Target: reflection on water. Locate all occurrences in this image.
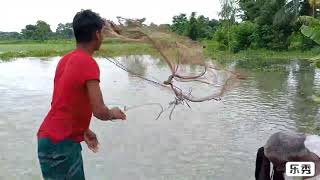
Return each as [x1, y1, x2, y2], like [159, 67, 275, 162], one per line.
[121, 55, 147, 77]
[0, 56, 319, 180]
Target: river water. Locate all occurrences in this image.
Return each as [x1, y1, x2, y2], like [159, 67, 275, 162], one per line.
[0, 56, 319, 180]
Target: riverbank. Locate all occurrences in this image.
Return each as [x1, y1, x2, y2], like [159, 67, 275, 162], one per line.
[203, 40, 320, 70]
[204, 40, 320, 61]
[1, 39, 320, 67]
[0, 39, 156, 60]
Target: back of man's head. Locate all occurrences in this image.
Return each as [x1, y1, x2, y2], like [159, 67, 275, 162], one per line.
[72, 9, 105, 43]
[264, 132, 309, 163]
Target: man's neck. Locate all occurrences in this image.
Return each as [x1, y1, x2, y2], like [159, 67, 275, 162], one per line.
[76, 43, 95, 56]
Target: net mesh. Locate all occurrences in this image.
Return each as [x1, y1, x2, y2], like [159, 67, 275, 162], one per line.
[102, 17, 243, 119]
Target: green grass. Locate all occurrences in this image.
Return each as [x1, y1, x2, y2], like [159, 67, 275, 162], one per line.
[203, 40, 320, 61]
[202, 40, 320, 70]
[0, 39, 156, 61]
[1, 39, 320, 70]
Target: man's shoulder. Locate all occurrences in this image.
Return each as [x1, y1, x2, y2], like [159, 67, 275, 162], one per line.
[70, 50, 95, 63]
[58, 50, 98, 72]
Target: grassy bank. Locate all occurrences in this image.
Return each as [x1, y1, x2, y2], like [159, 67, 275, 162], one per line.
[207, 49, 320, 61]
[204, 40, 320, 61]
[0, 39, 156, 61]
[202, 40, 320, 70]
[1, 39, 320, 67]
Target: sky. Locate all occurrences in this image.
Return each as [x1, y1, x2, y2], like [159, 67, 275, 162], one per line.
[0, 0, 221, 32]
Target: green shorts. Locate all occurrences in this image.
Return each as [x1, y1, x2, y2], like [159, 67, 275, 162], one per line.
[37, 138, 85, 180]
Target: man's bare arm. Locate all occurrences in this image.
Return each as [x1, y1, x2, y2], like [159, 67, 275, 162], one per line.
[86, 80, 126, 121]
[86, 80, 112, 121]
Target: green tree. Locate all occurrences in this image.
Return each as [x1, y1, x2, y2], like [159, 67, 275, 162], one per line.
[171, 13, 189, 35]
[208, 19, 220, 31]
[238, 0, 295, 50]
[35, 20, 52, 41]
[21, 20, 52, 40]
[56, 23, 73, 39]
[21, 24, 37, 39]
[256, 0, 286, 25]
[230, 21, 257, 52]
[0, 31, 22, 40]
[187, 12, 198, 40]
[219, 0, 238, 51]
[273, 0, 300, 27]
[171, 13, 217, 40]
[219, 0, 238, 22]
[214, 25, 229, 50]
[196, 15, 213, 39]
[239, 0, 262, 21]
[272, 0, 317, 50]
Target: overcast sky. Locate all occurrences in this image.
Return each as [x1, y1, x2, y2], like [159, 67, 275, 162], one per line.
[0, 0, 221, 32]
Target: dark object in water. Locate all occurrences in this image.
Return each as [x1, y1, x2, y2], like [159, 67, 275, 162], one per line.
[255, 147, 271, 180]
[254, 132, 320, 180]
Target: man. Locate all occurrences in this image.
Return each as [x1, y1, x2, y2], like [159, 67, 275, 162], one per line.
[255, 132, 320, 180]
[37, 9, 126, 180]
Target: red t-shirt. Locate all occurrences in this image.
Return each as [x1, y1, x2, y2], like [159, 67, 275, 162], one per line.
[37, 49, 100, 143]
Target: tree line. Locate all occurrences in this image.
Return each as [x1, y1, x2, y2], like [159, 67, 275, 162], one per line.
[0, 15, 219, 42]
[170, 0, 320, 52]
[0, 21, 73, 41]
[2, 0, 320, 53]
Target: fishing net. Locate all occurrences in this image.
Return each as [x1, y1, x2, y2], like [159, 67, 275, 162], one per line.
[102, 17, 242, 119]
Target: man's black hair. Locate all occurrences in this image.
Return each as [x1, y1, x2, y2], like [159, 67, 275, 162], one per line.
[72, 9, 105, 43]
